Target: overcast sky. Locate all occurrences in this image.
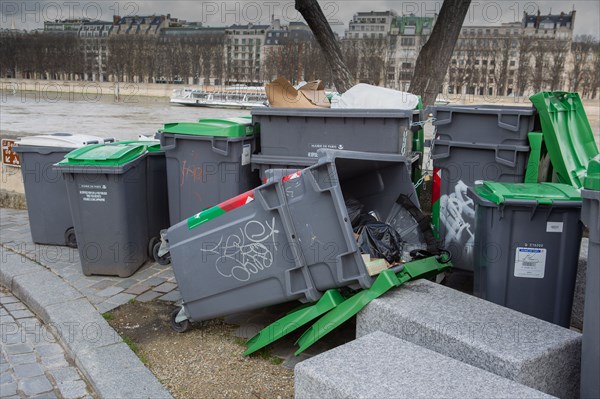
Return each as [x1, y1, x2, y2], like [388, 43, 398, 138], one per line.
[1, 1, 598, 37]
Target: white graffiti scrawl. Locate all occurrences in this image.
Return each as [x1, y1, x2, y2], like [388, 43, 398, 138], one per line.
[201, 218, 280, 282]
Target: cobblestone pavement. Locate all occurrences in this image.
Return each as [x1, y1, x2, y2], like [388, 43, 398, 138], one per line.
[1, 208, 181, 314]
[0, 287, 94, 399]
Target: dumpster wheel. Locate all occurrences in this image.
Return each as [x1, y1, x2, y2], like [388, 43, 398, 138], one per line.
[170, 308, 190, 333]
[65, 228, 77, 248]
[148, 236, 160, 258]
[152, 241, 171, 265]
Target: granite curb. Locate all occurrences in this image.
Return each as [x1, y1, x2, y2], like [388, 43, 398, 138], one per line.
[0, 245, 173, 399]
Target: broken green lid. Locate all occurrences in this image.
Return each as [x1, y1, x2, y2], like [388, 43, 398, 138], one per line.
[473, 182, 581, 205]
[59, 142, 148, 167]
[584, 156, 600, 191]
[160, 119, 253, 137]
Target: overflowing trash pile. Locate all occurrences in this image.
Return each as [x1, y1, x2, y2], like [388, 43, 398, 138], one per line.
[11, 81, 599, 395]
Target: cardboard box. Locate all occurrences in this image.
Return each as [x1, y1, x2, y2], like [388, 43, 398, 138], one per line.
[265, 77, 330, 108]
[362, 254, 391, 276]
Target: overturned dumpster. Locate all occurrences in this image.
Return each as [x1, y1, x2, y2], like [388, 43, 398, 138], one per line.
[167, 149, 420, 329]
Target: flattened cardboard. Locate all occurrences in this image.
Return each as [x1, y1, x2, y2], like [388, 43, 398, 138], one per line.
[265, 77, 330, 108]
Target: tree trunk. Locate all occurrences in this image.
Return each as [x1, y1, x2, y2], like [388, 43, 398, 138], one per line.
[409, 0, 471, 106]
[295, 0, 354, 92]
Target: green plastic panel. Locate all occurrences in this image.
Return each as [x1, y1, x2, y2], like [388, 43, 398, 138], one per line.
[530, 91, 599, 188]
[243, 290, 345, 356]
[585, 155, 600, 191]
[524, 132, 543, 184]
[473, 182, 581, 205]
[161, 120, 253, 138]
[294, 257, 452, 355]
[59, 142, 147, 166]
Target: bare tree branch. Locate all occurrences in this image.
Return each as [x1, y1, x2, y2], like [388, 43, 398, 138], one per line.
[295, 0, 354, 92]
[409, 0, 471, 106]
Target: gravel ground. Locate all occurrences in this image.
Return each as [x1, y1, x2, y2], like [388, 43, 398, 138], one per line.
[107, 301, 294, 399]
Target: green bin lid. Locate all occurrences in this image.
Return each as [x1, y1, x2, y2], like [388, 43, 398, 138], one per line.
[116, 139, 161, 152]
[584, 156, 600, 190]
[473, 182, 581, 205]
[59, 142, 148, 166]
[160, 120, 253, 137]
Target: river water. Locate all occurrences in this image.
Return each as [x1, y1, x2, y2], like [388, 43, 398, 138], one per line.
[0, 91, 250, 140]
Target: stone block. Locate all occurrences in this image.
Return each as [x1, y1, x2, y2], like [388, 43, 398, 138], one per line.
[357, 279, 581, 399]
[295, 332, 552, 399]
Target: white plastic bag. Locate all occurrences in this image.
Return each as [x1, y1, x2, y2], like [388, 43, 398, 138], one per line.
[332, 83, 419, 110]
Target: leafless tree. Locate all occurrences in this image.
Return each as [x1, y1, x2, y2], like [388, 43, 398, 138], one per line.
[590, 42, 600, 98]
[516, 35, 534, 96]
[492, 35, 512, 96]
[357, 37, 387, 86]
[548, 40, 569, 91]
[531, 38, 552, 92]
[570, 35, 596, 93]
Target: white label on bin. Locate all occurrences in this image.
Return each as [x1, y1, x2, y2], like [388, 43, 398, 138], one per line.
[79, 184, 108, 202]
[308, 143, 344, 158]
[546, 222, 563, 233]
[514, 247, 546, 279]
[241, 144, 251, 166]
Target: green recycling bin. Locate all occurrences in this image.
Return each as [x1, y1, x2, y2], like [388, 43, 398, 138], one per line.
[468, 182, 582, 327]
[581, 156, 600, 399]
[56, 141, 165, 277]
[158, 119, 258, 224]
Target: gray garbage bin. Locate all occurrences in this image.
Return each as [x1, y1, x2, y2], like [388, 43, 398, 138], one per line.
[158, 119, 258, 224]
[114, 140, 171, 263]
[251, 108, 418, 181]
[167, 149, 418, 324]
[432, 140, 531, 270]
[252, 108, 417, 158]
[581, 156, 600, 399]
[13, 133, 111, 247]
[430, 105, 537, 146]
[56, 141, 164, 277]
[468, 181, 582, 327]
[429, 105, 538, 271]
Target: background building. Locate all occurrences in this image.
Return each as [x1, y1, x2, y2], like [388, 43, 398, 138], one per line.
[3, 8, 599, 98]
[224, 23, 269, 85]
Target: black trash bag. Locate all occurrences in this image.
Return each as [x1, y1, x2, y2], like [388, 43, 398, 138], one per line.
[345, 198, 364, 227]
[353, 213, 378, 233]
[358, 222, 404, 264]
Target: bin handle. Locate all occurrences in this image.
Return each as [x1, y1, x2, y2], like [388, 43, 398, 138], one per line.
[494, 146, 519, 167]
[430, 141, 451, 160]
[34, 148, 60, 155]
[497, 113, 520, 132]
[210, 137, 230, 156]
[431, 109, 452, 126]
[159, 134, 177, 151]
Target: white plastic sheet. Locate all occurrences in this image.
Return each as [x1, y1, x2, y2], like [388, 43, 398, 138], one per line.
[331, 83, 419, 110]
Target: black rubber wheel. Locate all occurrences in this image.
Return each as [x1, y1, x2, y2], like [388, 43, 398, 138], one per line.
[170, 308, 190, 333]
[65, 228, 77, 248]
[148, 236, 160, 258]
[153, 241, 171, 265]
